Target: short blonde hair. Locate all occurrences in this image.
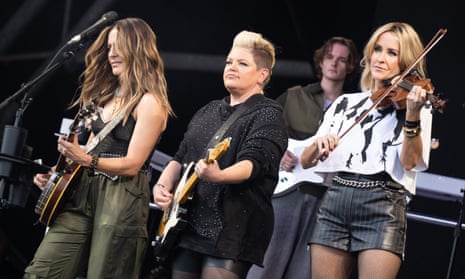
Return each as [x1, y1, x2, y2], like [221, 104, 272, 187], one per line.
[232, 30, 276, 85]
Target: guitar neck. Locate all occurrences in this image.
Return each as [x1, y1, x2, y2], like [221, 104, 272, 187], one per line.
[176, 137, 231, 204]
[177, 172, 199, 204]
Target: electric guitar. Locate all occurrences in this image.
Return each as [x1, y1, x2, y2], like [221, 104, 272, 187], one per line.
[34, 104, 96, 226]
[152, 137, 231, 262]
[274, 137, 324, 195]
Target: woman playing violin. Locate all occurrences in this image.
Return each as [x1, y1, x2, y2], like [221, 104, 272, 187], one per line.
[300, 22, 434, 279]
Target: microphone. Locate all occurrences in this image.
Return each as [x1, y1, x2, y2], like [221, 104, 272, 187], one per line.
[67, 11, 118, 45]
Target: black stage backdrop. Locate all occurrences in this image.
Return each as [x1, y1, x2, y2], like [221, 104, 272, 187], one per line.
[1, 1, 464, 278]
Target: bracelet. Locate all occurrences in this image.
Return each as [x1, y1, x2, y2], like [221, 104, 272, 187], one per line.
[403, 126, 422, 138]
[155, 183, 165, 189]
[89, 153, 99, 171]
[404, 120, 421, 128]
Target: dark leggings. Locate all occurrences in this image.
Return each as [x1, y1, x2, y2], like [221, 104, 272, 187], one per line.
[172, 248, 252, 279]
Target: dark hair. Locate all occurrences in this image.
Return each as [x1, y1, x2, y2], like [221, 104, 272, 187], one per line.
[313, 36, 360, 85]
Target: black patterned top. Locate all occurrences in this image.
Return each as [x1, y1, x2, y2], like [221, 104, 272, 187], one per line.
[173, 93, 288, 265]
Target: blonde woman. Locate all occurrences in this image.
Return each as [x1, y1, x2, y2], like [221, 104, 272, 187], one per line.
[153, 30, 288, 279]
[301, 22, 434, 279]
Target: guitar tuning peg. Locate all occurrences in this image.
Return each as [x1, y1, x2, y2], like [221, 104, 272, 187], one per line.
[84, 118, 93, 130]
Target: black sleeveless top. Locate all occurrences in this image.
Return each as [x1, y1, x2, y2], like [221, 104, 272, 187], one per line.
[91, 113, 151, 171]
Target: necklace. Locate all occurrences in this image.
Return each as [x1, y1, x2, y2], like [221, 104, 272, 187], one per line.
[112, 89, 122, 115]
[114, 88, 123, 97]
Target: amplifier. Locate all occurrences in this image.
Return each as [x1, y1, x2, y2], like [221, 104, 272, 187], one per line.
[416, 171, 465, 202]
[409, 172, 465, 229]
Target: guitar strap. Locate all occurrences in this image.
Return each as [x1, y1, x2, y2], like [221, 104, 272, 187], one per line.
[84, 104, 129, 154]
[204, 95, 261, 155]
[151, 97, 260, 261]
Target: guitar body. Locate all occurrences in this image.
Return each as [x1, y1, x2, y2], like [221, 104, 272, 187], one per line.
[152, 137, 231, 262]
[35, 164, 81, 225]
[274, 137, 324, 195]
[153, 162, 194, 261]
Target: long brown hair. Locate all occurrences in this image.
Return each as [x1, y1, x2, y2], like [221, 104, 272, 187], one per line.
[74, 17, 173, 124]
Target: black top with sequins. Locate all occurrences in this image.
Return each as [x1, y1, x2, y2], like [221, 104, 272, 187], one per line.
[173, 94, 288, 265]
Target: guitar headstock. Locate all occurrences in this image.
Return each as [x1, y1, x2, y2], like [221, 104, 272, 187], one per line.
[69, 102, 97, 135]
[206, 137, 231, 163]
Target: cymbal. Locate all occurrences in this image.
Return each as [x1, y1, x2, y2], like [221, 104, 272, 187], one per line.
[0, 153, 50, 173]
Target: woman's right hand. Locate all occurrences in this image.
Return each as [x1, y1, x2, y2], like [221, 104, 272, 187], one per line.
[315, 133, 340, 158]
[33, 166, 56, 191]
[33, 173, 51, 191]
[280, 150, 298, 172]
[301, 133, 339, 169]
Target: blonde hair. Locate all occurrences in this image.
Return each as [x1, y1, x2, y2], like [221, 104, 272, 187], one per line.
[360, 22, 426, 92]
[232, 30, 276, 86]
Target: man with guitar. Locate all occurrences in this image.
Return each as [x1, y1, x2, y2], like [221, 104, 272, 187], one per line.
[247, 36, 360, 279]
[152, 30, 288, 279]
[24, 17, 174, 279]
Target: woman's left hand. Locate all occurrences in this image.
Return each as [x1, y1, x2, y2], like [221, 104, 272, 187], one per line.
[406, 85, 427, 112]
[195, 159, 221, 182]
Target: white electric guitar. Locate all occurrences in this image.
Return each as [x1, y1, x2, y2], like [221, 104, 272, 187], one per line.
[274, 137, 324, 195]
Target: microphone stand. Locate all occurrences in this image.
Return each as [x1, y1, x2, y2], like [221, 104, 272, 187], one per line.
[445, 187, 465, 279]
[0, 41, 88, 208]
[0, 40, 88, 112]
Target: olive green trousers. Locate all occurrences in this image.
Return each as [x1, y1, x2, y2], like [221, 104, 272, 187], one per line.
[24, 168, 150, 279]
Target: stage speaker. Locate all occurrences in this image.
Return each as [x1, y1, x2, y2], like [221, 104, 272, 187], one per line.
[399, 195, 465, 279]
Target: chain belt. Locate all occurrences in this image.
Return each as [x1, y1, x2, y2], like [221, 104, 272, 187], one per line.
[332, 175, 385, 188]
[332, 174, 404, 190]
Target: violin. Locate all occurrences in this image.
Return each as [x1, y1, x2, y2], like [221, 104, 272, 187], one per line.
[371, 70, 447, 113]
